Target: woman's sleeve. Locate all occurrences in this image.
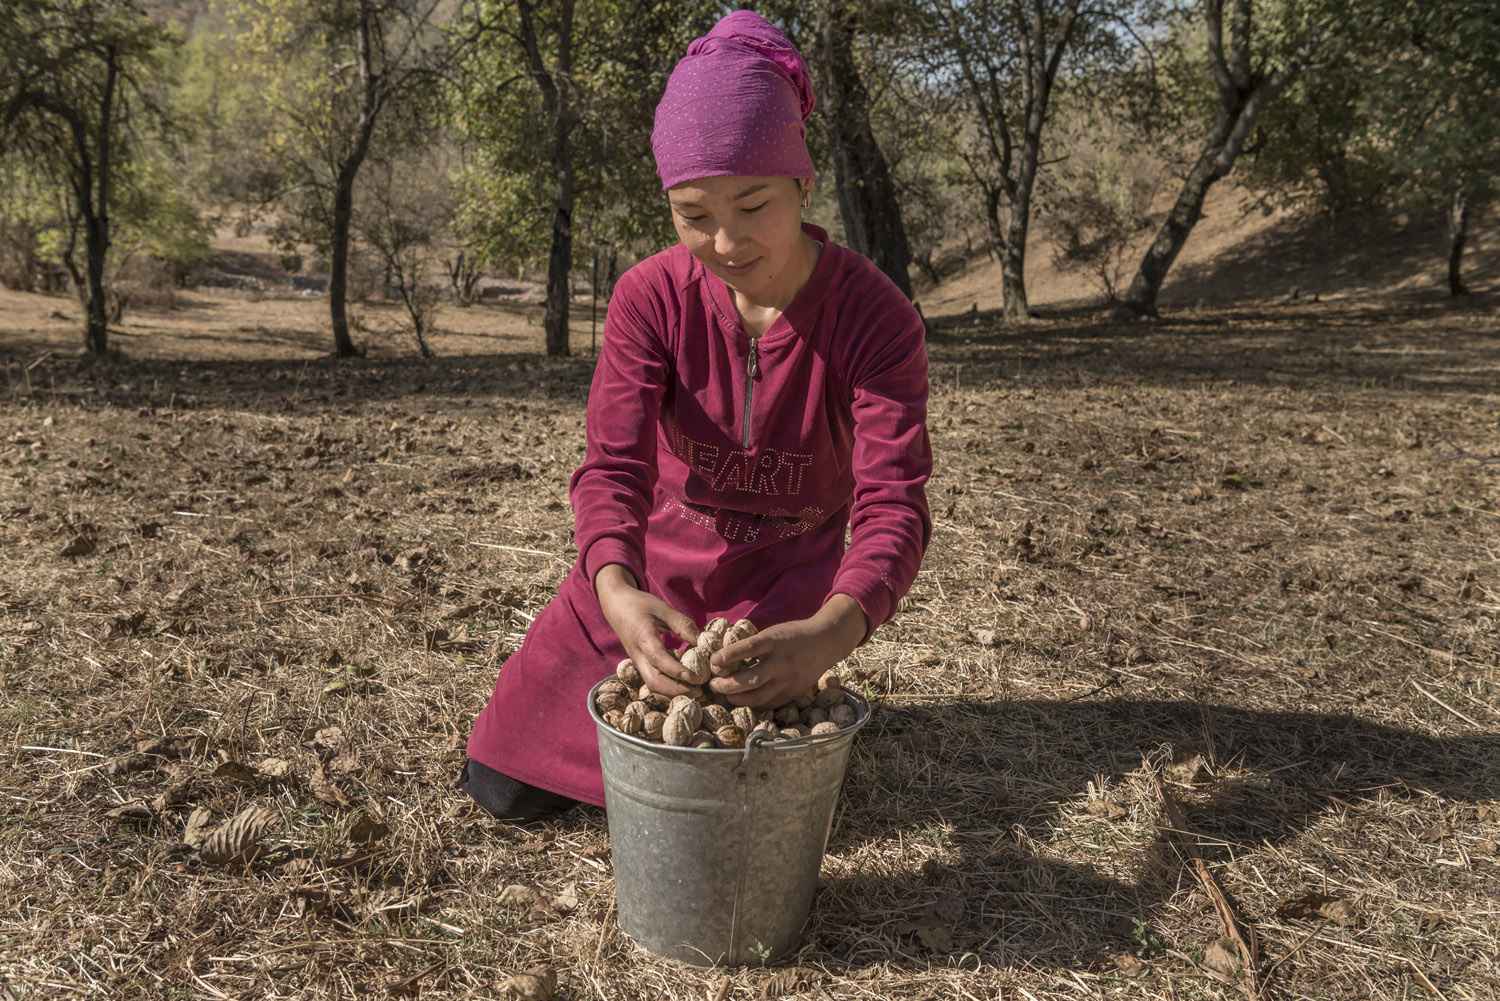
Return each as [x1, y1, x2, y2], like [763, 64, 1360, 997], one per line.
[568, 267, 672, 589]
[827, 284, 933, 642]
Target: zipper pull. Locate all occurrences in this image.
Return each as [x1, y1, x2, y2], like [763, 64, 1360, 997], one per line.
[747, 338, 759, 379]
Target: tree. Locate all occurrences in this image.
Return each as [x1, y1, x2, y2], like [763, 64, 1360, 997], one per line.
[1114, 0, 1344, 320]
[454, 0, 715, 356]
[0, 0, 178, 354]
[811, 0, 915, 299]
[229, 0, 450, 357]
[1356, 1, 1499, 295]
[927, 0, 1087, 321]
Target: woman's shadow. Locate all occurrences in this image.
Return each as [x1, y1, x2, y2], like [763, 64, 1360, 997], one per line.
[811, 697, 1499, 972]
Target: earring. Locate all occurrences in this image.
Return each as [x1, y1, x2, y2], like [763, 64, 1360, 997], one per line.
[800, 190, 812, 210]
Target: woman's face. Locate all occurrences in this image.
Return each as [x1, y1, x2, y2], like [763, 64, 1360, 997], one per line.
[668, 175, 811, 309]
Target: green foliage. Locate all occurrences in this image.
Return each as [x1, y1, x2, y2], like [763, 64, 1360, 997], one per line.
[0, 0, 202, 338]
[450, 0, 719, 276]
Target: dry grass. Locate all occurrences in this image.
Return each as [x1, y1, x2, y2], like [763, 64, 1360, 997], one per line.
[1, 282, 1498, 1001]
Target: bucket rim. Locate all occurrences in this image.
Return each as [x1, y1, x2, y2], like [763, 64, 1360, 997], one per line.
[587, 677, 871, 753]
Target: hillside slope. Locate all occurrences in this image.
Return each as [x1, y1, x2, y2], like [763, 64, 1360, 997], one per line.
[920, 183, 1499, 318]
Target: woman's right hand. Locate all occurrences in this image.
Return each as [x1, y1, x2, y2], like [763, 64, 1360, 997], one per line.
[594, 564, 701, 697]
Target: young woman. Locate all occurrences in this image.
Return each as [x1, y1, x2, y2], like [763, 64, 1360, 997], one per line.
[461, 10, 931, 820]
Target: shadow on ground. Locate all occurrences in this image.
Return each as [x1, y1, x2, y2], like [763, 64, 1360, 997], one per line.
[806, 697, 1500, 973]
[5, 293, 1500, 413]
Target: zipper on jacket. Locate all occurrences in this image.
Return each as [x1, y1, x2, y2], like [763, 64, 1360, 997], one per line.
[742, 337, 759, 450]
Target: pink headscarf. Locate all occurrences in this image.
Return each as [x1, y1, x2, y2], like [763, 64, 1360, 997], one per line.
[651, 10, 815, 190]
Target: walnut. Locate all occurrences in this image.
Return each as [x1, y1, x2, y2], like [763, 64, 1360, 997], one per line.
[773, 704, 801, 728]
[678, 647, 710, 686]
[596, 690, 631, 715]
[779, 726, 807, 740]
[714, 725, 745, 749]
[623, 700, 649, 724]
[813, 686, 845, 711]
[792, 687, 817, 711]
[731, 706, 757, 732]
[643, 711, 666, 741]
[701, 704, 732, 730]
[619, 712, 645, 737]
[696, 616, 730, 656]
[809, 722, 841, 736]
[637, 685, 670, 711]
[667, 696, 703, 732]
[710, 655, 755, 679]
[816, 669, 842, 692]
[616, 658, 643, 688]
[801, 707, 829, 728]
[598, 677, 631, 700]
[603, 709, 624, 729]
[828, 704, 856, 727]
[662, 713, 694, 747]
[689, 731, 718, 749]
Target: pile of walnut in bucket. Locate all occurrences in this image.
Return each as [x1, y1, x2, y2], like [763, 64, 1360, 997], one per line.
[596, 617, 858, 748]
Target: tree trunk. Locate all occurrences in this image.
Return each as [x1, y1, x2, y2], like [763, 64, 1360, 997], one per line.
[1447, 186, 1468, 296]
[1115, 113, 1235, 320]
[816, 2, 913, 299]
[544, 155, 573, 357]
[1116, 0, 1317, 321]
[83, 211, 109, 355]
[329, 167, 360, 357]
[81, 44, 119, 356]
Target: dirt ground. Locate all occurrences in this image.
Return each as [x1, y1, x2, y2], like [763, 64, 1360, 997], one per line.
[1, 253, 1499, 1001]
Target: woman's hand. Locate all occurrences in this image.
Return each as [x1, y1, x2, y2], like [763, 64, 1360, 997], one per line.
[707, 595, 867, 709]
[594, 564, 701, 697]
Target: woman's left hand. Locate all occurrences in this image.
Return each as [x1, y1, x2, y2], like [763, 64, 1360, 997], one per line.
[706, 595, 867, 709]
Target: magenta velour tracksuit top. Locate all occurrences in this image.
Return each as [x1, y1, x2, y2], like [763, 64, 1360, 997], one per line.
[466, 224, 932, 805]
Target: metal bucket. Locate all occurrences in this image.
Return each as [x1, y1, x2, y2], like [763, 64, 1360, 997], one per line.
[588, 679, 870, 967]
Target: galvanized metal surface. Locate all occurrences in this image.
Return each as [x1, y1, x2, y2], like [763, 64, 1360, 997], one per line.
[589, 680, 871, 967]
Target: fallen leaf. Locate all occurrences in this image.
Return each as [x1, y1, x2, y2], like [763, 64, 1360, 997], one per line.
[328, 744, 361, 777]
[1085, 799, 1128, 820]
[1169, 754, 1211, 784]
[58, 535, 96, 557]
[898, 732, 940, 751]
[513, 832, 556, 854]
[151, 780, 193, 811]
[967, 624, 1000, 647]
[104, 800, 155, 822]
[444, 603, 481, 620]
[1202, 937, 1241, 978]
[309, 763, 353, 808]
[924, 891, 965, 925]
[212, 760, 259, 785]
[137, 735, 206, 759]
[551, 882, 579, 914]
[307, 726, 345, 752]
[758, 966, 823, 998]
[913, 921, 953, 951]
[183, 806, 213, 848]
[1275, 892, 1359, 927]
[1419, 823, 1452, 842]
[349, 813, 390, 844]
[1108, 951, 1146, 975]
[104, 753, 153, 776]
[497, 884, 538, 909]
[499, 966, 555, 1000]
[255, 757, 294, 780]
[109, 610, 152, 637]
[163, 581, 200, 606]
[200, 804, 278, 865]
[366, 888, 431, 920]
